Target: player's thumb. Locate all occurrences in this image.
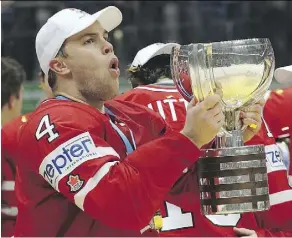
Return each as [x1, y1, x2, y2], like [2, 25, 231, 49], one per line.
[233, 227, 254, 236]
[202, 94, 221, 110]
[187, 96, 198, 109]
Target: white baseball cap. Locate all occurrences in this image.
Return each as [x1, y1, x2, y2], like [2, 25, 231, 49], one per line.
[129, 43, 179, 71]
[274, 65, 292, 84]
[36, 6, 122, 75]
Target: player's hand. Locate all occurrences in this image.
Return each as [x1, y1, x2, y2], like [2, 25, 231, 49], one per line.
[233, 227, 258, 237]
[181, 94, 224, 148]
[241, 99, 264, 143]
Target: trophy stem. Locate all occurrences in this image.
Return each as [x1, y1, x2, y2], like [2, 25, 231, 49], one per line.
[215, 130, 244, 148]
[215, 110, 244, 148]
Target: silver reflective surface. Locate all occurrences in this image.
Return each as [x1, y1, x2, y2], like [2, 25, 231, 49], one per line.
[171, 38, 275, 134]
[188, 38, 275, 109]
[171, 39, 273, 215]
[198, 145, 269, 215]
[202, 201, 270, 215]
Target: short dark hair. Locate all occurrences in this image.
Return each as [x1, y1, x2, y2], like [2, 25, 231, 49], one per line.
[127, 54, 172, 88]
[40, 69, 45, 83]
[1, 57, 26, 108]
[40, 69, 45, 79]
[47, 42, 67, 90]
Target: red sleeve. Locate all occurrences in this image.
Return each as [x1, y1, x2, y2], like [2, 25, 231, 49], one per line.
[264, 88, 292, 137]
[19, 104, 201, 230]
[1, 150, 17, 237]
[246, 126, 292, 233]
[1, 114, 31, 237]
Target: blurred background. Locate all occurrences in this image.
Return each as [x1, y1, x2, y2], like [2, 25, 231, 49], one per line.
[2, 0, 292, 114]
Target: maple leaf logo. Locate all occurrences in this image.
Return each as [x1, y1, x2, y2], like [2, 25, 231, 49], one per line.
[67, 175, 84, 192]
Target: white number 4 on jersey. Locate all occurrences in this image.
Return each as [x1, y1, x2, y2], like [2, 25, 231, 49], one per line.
[35, 115, 59, 143]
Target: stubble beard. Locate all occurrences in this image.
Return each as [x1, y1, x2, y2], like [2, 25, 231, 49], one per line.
[78, 72, 118, 102]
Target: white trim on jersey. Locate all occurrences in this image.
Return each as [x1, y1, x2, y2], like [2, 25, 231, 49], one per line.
[156, 101, 166, 119]
[135, 86, 178, 93]
[262, 117, 273, 138]
[1, 181, 15, 191]
[1, 206, 18, 216]
[270, 189, 292, 206]
[278, 133, 291, 139]
[74, 161, 119, 210]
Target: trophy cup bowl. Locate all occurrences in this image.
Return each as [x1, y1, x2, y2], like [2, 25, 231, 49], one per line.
[171, 38, 275, 215]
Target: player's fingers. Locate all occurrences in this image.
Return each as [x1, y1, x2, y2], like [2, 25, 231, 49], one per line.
[241, 111, 261, 124]
[208, 102, 222, 117]
[242, 104, 262, 113]
[202, 94, 221, 110]
[243, 119, 261, 134]
[214, 111, 225, 123]
[233, 227, 255, 236]
[242, 118, 261, 129]
[257, 98, 265, 107]
[187, 96, 198, 109]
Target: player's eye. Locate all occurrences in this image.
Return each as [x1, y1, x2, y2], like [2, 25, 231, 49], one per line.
[84, 38, 95, 45]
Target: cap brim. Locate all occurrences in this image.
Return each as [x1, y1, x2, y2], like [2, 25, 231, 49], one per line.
[153, 43, 180, 58]
[69, 6, 122, 38]
[93, 6, 122, 32]
[274, 65, 292, 84]
[131, 43, 179, 67]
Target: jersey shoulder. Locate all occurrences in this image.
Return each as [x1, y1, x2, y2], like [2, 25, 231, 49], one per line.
[17, 100, 106, 171]
[105, 99, 167, 136]
[2, 112, 33, 159]
[265, 87, 292, 108]
[116, 85, 181, 106]
[23, 99, 103, 132]
[264, 87, 292, 137]
[2, 112, 32, 137]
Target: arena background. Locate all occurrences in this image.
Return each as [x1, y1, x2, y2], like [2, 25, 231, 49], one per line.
[2, 1, 292, 114]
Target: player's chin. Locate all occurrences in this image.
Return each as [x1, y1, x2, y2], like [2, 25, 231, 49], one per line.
[105, 86, 119, 100]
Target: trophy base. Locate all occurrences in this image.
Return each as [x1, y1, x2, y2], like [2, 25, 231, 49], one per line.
[197, 144, 270, 215]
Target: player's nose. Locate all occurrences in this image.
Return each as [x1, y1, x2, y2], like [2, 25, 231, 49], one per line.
[102, 41, 113, 55]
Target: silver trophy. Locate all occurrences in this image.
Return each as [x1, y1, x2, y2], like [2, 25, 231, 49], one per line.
[171, 38, 275, 215]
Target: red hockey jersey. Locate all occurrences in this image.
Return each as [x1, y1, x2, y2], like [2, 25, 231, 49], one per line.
[13, 98, 201, 237]
[1, 113, 31, 237]
[264, 87, 292, 185]
[116, 84, 292, 237]
[156, 122, 292, 237]
[117, 82, 187, 132]
[263, 87, 292, 138]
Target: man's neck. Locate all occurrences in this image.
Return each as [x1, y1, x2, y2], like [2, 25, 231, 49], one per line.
[154, 77, 174, 86]
[54, 91, 105, 114]
[1, 110, 13, 127]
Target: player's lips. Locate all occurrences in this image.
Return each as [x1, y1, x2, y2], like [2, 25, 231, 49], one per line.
[109, 57, 120, 78]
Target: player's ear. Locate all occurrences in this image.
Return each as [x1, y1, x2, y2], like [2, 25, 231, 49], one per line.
[8, 94, 16, 110]
[49, 58, 70, 76]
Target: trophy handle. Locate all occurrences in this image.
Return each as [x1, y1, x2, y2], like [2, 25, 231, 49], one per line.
[171, 44, 196, 102]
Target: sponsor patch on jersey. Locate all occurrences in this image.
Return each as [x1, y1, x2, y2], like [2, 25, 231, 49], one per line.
[265, 144, 287, 172]
[67, 174, 84, 192]
[39, 132, 98, 191]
